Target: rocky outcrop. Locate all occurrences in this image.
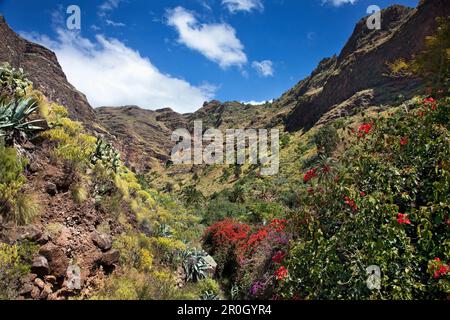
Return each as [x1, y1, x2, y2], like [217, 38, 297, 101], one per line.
[285, 0, 450, 131]
[0, 15, 96, 124]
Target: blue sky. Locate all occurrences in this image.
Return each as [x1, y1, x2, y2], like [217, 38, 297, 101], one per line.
[0, 0, 418, 112]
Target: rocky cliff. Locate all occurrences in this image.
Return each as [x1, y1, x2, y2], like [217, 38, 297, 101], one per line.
[285, 0, 450, 131]
[0, 15, 96, 124]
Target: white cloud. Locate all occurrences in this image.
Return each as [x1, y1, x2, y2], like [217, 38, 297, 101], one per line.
[99, 0, 124, 16]
[166, 6, 247, 69]
[243, 99, 273, 105]
[22, 30, 215, 113]
[252, 60, 274, 77]
[105, 19, 126, 27]
[321, 0, 357, 7]
[222, 0, 264, 13]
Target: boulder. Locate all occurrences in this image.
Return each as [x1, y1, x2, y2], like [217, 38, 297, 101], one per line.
[20, 225, 42, 242]
[101, 249, 120, 266]
[30, 286, 40, 300]
[31, 256, 49, 276]
[19, 283, 33, 295]
[45, 182, 57, 196]
[34, 278, 45, 290]
[40, 284, 53, 300]
[66, 265, 82, 290]
[204, 255, 217, 278]
[39, 243, 69, 278]
[91, 232, 112, 251]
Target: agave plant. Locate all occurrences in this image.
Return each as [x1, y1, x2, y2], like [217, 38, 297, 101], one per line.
[181, 248, 209, 283]
[200, 291, 220, 301]
[156, 223, 173, 238]
[0, 97, 44, 146]
[90, 138, 121, 173]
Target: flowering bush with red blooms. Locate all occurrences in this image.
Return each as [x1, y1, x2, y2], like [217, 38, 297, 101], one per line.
[272, 251, 285, 264]
[397, 213, 411, 225]
[203, 219, 251, 276]
[274, 266, 288, 281]
[429, 258, 450, 279]
[344, 196, 358, 212]
[204, 218, 290, 299]
[357, 123, 373, 138]
[400, 137, 409, 146]
[279, 97, 450, 300]
[303, 168, 318, 183]
[204, 219, 250, 248]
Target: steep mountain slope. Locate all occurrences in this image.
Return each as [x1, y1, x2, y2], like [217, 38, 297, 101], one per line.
[285, 0, 450, 130]
[95, 106, 184, 171]
[0, 15, 96, 124]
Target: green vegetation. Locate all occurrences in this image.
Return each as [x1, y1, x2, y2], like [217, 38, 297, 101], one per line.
[0, 242, 37, 299]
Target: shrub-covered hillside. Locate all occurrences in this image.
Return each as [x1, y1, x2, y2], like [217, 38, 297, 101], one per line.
[0, 64, 223, 300]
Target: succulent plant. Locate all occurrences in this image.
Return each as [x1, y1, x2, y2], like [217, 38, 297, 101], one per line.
[0, 97, 44, 146]
[181, 248, 209, 283]
[0, 63, 32, 99]
[156, 223, 173, 238]
[200, 290, 220, 300]
[90, 138, 121, 173]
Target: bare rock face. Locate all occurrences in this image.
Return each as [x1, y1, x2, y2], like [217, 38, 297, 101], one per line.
[285, 0, 450, 131]
[0, 15, 96, 124]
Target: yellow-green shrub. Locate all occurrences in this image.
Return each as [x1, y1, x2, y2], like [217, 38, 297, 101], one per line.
[0, 242, 37, 299]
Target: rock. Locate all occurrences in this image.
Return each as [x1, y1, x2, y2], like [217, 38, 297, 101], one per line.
[39, 243, 69, 278]
[44, 275, 57, 284]
[31, 256, 50, 276]
[101, 249, 120, 266]
[20, 225, 42, 242]
[20, 273, 37, 285]
[45, 182, 57, 196]
[204, 255, 217, 278]
[91, 232, 112, 251]
[66, 265, 82, 291]
[29, 162, 41, 173]
[30, 286, 40, 300]
[19, 283, 33, 295]
[34, 278, 45, 290]
[40, 284, 53, 300]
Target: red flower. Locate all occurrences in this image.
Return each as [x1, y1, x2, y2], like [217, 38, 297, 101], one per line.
[322, 165, 331, 174]
[344, 196, 358, 211]
[400, 137, 409, 146]
[424, 97, 435, 104]
[272, 251, 286, 264]
[360, 191, 366, 197]
[269, 219, 287, 232]
[303, 168, 318, 183]
[358, 123, 373, 135]
[397, 213, 411, 225]
[275, 266, 288, 281]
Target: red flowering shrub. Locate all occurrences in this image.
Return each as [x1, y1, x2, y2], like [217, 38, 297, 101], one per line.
[203, 219, 251, 276]
[303, 168, 318, 183]
[274, 266, 289, 281]
[278, 97, 449, 300]
[397, 213, 411, 225]
[204, 218, 290, 299]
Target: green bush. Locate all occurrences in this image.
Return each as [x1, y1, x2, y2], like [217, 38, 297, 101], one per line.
[278, 97, 449, 300]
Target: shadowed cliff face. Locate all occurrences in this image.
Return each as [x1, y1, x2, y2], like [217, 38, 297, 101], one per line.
[284, 0, 450, 131]
[0, 16, 96, 124]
